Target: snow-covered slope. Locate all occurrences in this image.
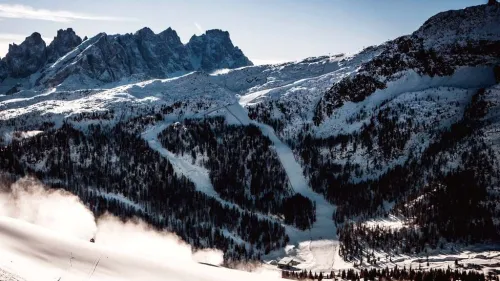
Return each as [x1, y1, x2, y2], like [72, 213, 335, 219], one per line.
[1, 2, 500, 275]
[0, 216, 283, 281]
[414, 3, 500, 49]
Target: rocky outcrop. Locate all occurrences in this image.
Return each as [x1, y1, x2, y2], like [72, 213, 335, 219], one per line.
[313, 4, 500, 124]
[37, 28, 253, 88]
[115, 27, 193, 77]
[4, 32, 47, 78]
[46, 28, 82, 63]
[0, 60, 7, 82]
[414, 3, 500, 49]
[187, 29, 253, 71]
[0, 27, 252, 90]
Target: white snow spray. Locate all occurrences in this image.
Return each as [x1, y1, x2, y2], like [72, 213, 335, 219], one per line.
[0, 175, 224, 265]
[0, 176, 96, 240]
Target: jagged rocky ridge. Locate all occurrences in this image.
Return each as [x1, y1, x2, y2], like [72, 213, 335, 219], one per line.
[0, 28, 83, 88]
[0, 3, 500, 264]
[0, 27, 252, 94]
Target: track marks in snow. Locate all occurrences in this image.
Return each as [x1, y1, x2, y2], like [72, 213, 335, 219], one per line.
[142, 103, 337, 253]
[256, 120, 337, 241]
[227, 103, 337, 242]
[0, 217, 284, 281]
[0, 268, 25, 281]
[142, 123, 222, 201]
[141, 119, 283, 225]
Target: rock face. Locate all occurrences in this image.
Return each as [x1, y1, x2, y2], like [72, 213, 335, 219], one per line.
[0, 27, 252, 90]
[414, 3, 500, 49]
[314, 4, 500, 124]
[0, 60, 7, 82]
[187, 29, 253, 71]
[4, 32, 47, 78]
[46, 28, 83, 63]
[0, 29, 82, 82]
[38, 28, 253, 87]
[114, 27, 193, 77]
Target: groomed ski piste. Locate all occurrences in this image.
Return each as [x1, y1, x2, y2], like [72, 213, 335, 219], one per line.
[139, 98, 344, 271]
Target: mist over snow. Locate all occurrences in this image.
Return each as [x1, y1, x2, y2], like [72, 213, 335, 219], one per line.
[0, 175, 225, 266]
[95, 215, 224, 265]
[0, 176, 96, 240]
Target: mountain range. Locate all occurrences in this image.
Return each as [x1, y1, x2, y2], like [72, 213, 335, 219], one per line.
[0, 27, 252, 94]
[1, 2, 500, 272]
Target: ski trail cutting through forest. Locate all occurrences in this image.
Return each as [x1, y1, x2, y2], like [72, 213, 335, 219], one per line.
[142, 103, 337, 247]
[142, 123, 225, 202]
[141, 119, 286, 227]
[228, 103, 337, 242]
[142, 122, 255, 246]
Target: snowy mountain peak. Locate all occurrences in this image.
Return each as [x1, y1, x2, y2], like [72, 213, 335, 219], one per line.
[187, 29, 253, 71]
[134, 26, 156, 37]
[4, 32, 47, 78]
[414, 3, 500, 48]
[46, 28, 83, 63]
[0, 27, 252, 93]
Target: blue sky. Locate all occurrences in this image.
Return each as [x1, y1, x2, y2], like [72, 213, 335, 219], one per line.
[0, 0, 485, 64]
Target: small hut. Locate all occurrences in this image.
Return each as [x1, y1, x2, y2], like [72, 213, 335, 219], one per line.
[277, 257, 300, 270]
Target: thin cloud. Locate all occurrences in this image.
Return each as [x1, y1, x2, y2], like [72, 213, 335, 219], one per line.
[0, 4, 137, 22]
[194, 22, 204, 34]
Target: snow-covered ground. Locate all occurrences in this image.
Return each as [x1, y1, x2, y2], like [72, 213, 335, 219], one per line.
[0, 216, 285, 281]
[315, 66, 496, 139]
[225, 104, 337, 240]
[1, 11, 499, 275]
[362, 215, 405, 230]
[142, 122, 222, 200]
[353, 243, 500, 276]
[279, 240, 352, 273]
[138, 95, 500, 275]
[214, 103, 344, 270]
[2, 64, 498, 278]
[0, 179, 283, 281]
[137, 101, 341, 272]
